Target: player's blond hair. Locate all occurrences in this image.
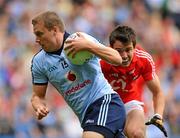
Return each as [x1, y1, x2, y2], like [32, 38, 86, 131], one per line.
[32, 11, 65, 32]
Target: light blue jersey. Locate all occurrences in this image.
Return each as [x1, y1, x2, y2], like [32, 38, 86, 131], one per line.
[31, 32, 116, 123]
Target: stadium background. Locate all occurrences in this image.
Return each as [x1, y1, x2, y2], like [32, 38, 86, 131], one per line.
[0, 0, 179, 138]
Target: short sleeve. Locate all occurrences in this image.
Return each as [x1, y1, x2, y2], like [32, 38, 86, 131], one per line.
[31, 57, 48, 84]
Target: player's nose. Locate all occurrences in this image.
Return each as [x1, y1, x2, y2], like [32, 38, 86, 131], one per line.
[120, 51, 128, 58]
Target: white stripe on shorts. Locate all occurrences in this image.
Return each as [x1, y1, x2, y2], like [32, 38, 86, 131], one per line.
[97, 94, 111, 126]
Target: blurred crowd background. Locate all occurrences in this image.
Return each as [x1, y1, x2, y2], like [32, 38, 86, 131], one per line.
[0, 0, 180, 138]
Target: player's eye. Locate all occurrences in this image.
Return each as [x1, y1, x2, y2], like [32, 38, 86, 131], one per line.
[115, 48, 123, 53]
[116, 47, 133, 53]
[35, 32, 43, 37]
[125, 48, 133, 52]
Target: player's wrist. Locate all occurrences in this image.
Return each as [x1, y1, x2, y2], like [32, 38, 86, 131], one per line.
[153, 113, 162, 120]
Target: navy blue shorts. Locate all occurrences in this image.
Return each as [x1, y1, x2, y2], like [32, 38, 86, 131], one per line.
[82, 94, 126, 138]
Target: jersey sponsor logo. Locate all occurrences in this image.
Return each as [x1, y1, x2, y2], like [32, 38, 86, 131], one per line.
[110, 79, 128, 92]
[67, 71, 76, 81]
[109, 67, 141, 92]
[64, 79, 91, 96]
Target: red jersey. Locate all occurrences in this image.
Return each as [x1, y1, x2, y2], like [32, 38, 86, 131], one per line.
[100, 46, 156, 103]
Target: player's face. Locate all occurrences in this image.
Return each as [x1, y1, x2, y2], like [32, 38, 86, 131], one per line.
[112, 40, 134, 67]
[33, 21, 60, 52]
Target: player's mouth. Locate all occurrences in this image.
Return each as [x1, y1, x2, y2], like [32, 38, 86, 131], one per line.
[122, 58, 130, 65]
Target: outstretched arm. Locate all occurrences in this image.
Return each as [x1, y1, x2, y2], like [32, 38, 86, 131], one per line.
[145, 75, 167, 137]
[64, 32, 122, 66]
[31, 84, 49, 120]
[146, 75, 165, 116]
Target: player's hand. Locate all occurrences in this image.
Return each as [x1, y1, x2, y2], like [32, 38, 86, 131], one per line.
[145, 114, 168, 137]
[35, 105, 49, 120]
[64, 32, 87, 57]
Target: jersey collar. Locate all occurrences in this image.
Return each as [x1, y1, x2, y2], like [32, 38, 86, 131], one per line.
[47, 31, 70, 55]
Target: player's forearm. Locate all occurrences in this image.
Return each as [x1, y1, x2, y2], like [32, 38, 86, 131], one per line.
[153, 91, 165, 117]
[89, 44, 122, 65]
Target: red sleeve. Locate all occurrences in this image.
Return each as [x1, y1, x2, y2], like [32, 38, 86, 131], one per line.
[141, 54, 156, 81]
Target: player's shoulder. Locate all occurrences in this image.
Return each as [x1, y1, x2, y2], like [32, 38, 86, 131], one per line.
[135, 45, 153, 60]
[134, 45, 155, 67]
[31, 49, 45, 63]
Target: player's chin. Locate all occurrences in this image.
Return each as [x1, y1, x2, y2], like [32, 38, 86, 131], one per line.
[121, 61, 130, 66]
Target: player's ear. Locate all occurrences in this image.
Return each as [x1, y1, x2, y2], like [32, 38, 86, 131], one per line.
[53, 26, 59, 34]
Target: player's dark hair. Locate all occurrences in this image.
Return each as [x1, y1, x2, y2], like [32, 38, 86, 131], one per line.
[32, 11, 65, 32]
[109, 25, 136, 47]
